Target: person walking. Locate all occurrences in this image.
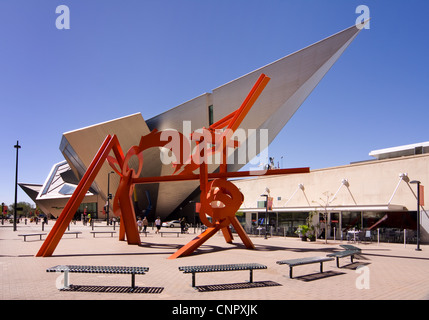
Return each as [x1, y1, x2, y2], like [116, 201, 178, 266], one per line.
[180, 217, 187, 234]
[155, 217, 161, 234]
[142, 217, 148, 233]
[137, 217, 143, 233]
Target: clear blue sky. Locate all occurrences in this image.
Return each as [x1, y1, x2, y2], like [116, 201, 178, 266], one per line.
[1, 0, 428, 206]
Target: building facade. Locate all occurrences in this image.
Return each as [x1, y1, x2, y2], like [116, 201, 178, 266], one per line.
[232, 142, 429, 244]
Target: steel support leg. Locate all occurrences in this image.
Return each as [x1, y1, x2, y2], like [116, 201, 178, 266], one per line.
[131, 272, 136, 289]
[192, 272, 196, 287]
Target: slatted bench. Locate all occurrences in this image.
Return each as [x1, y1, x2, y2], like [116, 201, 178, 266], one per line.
[340, 244, 361, 252]
[327, 250, 358, 268]
[327, 245, 361, 268]
[89, 231, 116, 238]
[46, 265, 149, 291]
[276, 257, 334, 278]
[178, 263, 267, 288]
[18, 233, 47, 241]
[160, 231, 180, 237]
[64, 231, 82, 238]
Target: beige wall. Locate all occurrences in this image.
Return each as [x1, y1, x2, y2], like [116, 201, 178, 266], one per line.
[232, 153, 429, 241]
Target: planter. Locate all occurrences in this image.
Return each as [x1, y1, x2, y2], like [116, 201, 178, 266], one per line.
[301, 236, 307, 242]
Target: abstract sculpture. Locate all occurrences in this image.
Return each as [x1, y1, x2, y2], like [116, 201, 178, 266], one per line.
[36, 74, 309, 258]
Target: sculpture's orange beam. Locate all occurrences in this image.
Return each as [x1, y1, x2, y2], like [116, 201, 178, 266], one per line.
[227, 74, 270, 132]
[205, 74, 269, 132]
[133, 167, 310, 184]
[210, 110, 238, 129]
[177, 74, 271, 176]
[168, 225, 220, 259]
[36, 135, 122, 257]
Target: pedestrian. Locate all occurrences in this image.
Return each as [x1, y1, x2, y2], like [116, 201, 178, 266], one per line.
[319, 219, 325, 239]
[137, 217, 143, 233]
[155, 216, 161, 234]
[180, 217, 186, 234]
[142, 217, 148, 233]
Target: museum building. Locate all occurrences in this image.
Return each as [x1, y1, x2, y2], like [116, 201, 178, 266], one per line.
[232, 142, 429, 244]
[19, 21, 428, 244]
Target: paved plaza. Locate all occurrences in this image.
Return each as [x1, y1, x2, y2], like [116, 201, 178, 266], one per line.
[1, 221, 429, 301]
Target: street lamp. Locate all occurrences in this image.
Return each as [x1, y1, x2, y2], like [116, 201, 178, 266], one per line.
[410, 180, 422, 251]
[260, 194, 269, 239]
[13, 141, 21, 232]
[106, 171, 114, 225]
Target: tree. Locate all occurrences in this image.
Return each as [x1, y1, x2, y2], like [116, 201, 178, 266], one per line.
[312, 191, 335, 244]
[7, 202, 36, 217]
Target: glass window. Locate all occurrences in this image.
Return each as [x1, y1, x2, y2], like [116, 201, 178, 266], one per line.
[278, 212, 308, 237]
[208, 105, 214, 125]
[77, 202, 98, 219]
[341, 211, 362, 230]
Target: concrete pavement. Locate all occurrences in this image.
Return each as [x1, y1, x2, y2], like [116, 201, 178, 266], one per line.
[1, 221, 429, 301]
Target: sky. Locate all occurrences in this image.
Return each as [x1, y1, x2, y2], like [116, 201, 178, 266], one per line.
[0, 0, 428, 206]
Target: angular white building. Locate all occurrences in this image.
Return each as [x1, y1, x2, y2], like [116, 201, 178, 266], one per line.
[21, 23, 366, 222]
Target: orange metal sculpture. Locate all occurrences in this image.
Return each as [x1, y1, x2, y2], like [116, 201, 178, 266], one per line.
[36, 74, 310, 258]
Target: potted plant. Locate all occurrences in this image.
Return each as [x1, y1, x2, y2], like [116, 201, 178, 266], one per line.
[307, 211, 317, 241]
[307, 226, 316, 241]
[296, 224, 310, 241]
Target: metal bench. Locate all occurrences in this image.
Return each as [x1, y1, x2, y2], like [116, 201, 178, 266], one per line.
[18, 233, 47, 241]
[327, 245, 361, 268]
[89, 231, 116, 237]
[178, 263, 267, 287]
[340, 244, 361, 252]
[276, 257, 334, 278]
[46, 265, 149, 291]
[160, 231, 180, 237]
[64, 231, 82, 238]
[327, 250, 359, 268]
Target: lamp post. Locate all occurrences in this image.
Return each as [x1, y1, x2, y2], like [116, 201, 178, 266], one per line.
[410, 180, 422, 251]
[260, 194, 269, 239]
[13, 141, 21, 232]
[106, 171, 114, 225]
